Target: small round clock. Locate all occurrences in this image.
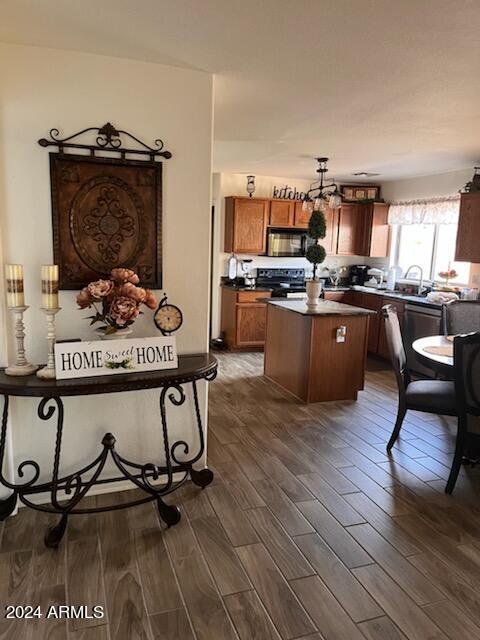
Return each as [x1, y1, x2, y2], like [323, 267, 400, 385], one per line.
[154, 294, 183, 336]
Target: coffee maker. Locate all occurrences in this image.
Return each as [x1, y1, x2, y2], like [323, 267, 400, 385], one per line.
[349, 265, 370, 286]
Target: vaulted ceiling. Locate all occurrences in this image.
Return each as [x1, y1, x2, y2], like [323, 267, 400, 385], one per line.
[2, 0, 480, 180]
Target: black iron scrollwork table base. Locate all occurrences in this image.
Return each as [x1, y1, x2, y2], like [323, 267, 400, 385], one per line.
[0, 353, 217, 548]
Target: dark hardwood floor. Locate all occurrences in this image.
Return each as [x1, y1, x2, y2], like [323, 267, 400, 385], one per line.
[1, 352, 480, 640]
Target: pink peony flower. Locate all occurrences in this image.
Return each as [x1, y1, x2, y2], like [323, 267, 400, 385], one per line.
[87, 279, 114, 300]
[110, 268, 139, 285]
[144, 289, 157, 310]
[109, 296, 139, 326]
[117, 282, 146, 303]
[76, 286, 93, 309]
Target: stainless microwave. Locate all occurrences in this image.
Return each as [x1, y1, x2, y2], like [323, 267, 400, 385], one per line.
[267, 228, 315, 257]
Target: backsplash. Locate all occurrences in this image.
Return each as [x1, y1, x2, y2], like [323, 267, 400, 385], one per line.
[221, 253, 388, 280]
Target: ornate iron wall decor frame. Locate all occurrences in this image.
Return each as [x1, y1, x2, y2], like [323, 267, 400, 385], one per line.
[38, 123, 172, 290]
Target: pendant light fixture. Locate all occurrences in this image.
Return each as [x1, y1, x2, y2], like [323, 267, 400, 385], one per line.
[302, 157, 342, 212]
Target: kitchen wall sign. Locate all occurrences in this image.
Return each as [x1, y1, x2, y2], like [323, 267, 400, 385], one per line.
[272, 185, 307, 201]
[54, 336, 178, 380]
[38, 122, 172, 290]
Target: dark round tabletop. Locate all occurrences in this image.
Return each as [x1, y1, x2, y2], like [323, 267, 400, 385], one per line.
[0, 353, 217, 397]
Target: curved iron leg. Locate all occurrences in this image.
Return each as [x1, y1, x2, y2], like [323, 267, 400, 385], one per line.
[0, 492, 18, 520]
[44, 513, 68, 548]
[156, 497, 181, 527]
[191, 467, 214, 489]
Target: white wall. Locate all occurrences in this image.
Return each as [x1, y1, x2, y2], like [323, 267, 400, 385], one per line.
[211, 173, 386, 338]
[0, 43, 213, 499]
[381, 168, 471, 201]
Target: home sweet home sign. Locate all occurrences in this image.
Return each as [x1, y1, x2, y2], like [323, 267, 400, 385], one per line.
[54, 337, 178, 380]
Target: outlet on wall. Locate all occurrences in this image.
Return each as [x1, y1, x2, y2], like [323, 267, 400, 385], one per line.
[471, 273, 480, 286]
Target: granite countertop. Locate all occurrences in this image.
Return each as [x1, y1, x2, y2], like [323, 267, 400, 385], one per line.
[351, 286, 443, 309]
[266, 299, 377, 316]
[221, 282, 443, 309]
[221, 283, 274, 292]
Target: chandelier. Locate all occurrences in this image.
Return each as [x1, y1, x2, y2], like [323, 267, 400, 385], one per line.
[302, 157, 342, 212]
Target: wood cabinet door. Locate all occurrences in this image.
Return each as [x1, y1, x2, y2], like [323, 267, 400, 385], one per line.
[236, 303, 267, 347]
[368, 203, 391, 257]
[294, 201, 311, 227]
[323, 206, 339, 254]
[455, 193, 480, 262]
[270, 200, 295, 227]
[229, 198, 269, 254]
[324, 291, 345, 302]
[356, 293, 383, 354]
[337, 204, 368, 255]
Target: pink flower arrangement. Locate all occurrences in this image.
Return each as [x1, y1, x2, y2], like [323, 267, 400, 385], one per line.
[77, 268, 157, 334]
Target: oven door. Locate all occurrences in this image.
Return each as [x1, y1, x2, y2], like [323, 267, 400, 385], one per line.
[267, 229, 309, 257]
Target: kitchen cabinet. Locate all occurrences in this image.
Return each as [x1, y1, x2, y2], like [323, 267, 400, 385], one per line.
[323, 206, 339, 254]
[343, 290, 405, 357]
[336, 203, 370, 256]
[366, 203, 391, 258]
[224, 197, 270, 254]
[324, 291, 346, 302]
[455, 192, 480, 262]
[270, 199, 295, 227]
[236, 303, 267, 347]
[221, 288, 272, 350]
[224, 196, 390, 258]
[293, 201, 311, 227]
[357, 293, 383, 353]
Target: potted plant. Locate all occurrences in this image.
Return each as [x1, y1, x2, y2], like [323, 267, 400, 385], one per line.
[305, 209, 327, 307]
[76, 268, 157, 339]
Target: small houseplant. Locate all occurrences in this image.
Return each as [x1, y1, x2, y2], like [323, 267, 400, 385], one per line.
[305, 208, 327, 307]
[76, 268, 157, 339]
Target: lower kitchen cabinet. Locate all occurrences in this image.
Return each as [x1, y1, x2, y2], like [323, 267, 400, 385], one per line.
[344, 291, 405, 357]
[221, 288, 272, 350]
[324, 291, 346, 302]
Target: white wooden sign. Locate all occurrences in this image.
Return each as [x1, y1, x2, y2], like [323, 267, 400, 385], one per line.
[54, 337, 178, 380]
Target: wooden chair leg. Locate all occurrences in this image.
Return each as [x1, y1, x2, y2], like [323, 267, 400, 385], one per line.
[445, 431, 466, 495]
[387, 402, 406, 453]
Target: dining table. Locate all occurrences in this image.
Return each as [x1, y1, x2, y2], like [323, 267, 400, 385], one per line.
[412, 334, 454, 378]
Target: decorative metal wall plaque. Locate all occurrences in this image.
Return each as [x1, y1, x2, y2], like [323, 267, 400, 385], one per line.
[38, 123, 172, 290]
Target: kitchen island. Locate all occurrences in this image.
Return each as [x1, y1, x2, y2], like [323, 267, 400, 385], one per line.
[264, 299, 376, 403]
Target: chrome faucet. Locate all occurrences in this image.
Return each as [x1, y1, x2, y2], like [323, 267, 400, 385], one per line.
[404, 264, 426, 296]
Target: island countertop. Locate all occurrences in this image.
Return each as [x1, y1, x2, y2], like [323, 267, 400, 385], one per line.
[266, 299, 377, 316]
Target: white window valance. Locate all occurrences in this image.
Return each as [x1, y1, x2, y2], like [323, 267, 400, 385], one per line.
[388, 195, 460, 225]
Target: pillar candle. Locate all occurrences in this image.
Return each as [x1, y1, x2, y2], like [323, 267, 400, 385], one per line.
[41, 265, 59, 309]
[5, 264, 25, 308]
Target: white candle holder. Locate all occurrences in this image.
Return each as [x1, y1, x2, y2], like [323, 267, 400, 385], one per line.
[5, 306, 37, 377]
[37, 308, 61, 380]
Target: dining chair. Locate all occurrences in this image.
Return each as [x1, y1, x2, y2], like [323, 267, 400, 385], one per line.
[446, 332, 480, 494]
[382, 304, 457, 452]
[442, 300, 480, 335]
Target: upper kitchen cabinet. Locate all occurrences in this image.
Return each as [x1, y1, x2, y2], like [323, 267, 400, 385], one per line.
[455, 192, 480, 262]
[270, 199, 295, 227]
[323, 206, 339, 254]
[336, 203, 370, 256]
[294, 200, 312, 227]
[224, 197, 270, 254]
[365, 202, 391, 257]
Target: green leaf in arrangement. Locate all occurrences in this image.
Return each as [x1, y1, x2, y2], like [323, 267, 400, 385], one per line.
[308, 210, 327, 240]
[306, 243, 326, 265]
